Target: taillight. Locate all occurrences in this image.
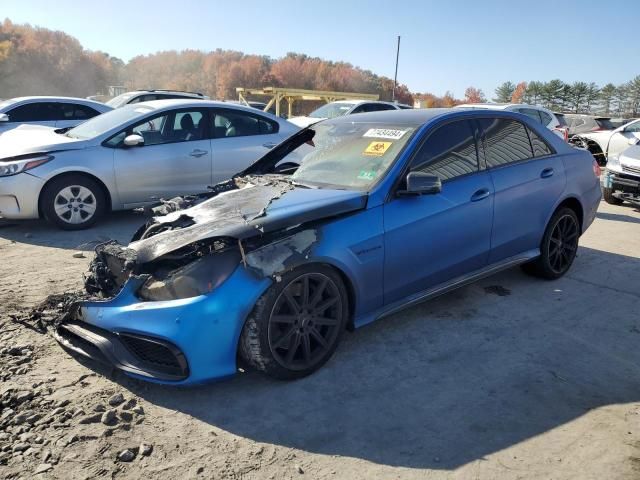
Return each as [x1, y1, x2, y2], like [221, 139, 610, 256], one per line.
[593, 159, 601, 177]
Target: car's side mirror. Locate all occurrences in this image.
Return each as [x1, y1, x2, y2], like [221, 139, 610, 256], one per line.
[397, 171, 442, 196]
[628, 137, 638, 145]
[0, 113, 9, 122]
[124, 134, 144, 147]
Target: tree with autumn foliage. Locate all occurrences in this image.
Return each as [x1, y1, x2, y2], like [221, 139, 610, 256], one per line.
[464, 86, 486, 104]
[510, 82, 527, 103]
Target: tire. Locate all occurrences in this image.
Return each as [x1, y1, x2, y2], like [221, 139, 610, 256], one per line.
[239, 264, 349, 380]
[40, 174, 106, 230]
[521, 208, 580, 280]
[602, 186, 623, 205]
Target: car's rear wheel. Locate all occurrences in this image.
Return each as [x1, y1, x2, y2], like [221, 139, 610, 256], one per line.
[602, 186, 623, 205]
[239, 264, 348, 380]
[41, 175, 106, 230]
[521, 208, 580, 280]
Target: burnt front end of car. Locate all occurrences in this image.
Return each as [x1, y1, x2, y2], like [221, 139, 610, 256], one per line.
[52, 175, 368, 384]
[54, 237, 244, 383]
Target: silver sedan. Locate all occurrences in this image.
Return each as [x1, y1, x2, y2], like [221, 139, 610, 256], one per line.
[0, 100, 300, 229]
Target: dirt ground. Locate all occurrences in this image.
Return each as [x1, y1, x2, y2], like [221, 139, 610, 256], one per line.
[1, 200, 639, 480]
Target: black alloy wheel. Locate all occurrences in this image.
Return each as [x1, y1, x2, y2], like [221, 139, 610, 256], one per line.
[521, 207, 580, 280]
[239, 264, 349, 380]
[547, 213, 579, 275]
[268, 273, 343, 371]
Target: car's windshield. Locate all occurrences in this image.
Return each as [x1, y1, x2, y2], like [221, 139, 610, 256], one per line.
[65, 105, 154, 139]
[309, 103, 355, 119]
[287, 121, 417, 190]
[106, 93, 136, 108]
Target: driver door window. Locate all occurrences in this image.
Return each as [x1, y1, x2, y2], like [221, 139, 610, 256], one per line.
[128, 110, 204, 146]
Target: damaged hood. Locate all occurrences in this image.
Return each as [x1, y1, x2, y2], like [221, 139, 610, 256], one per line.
[129, 179, 368, 263]
[0, 125, 87, 160]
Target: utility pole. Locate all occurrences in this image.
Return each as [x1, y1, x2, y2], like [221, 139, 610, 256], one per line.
[392, 35, 401, 102]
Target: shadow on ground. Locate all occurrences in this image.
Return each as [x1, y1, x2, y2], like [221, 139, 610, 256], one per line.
[93, 246, 640, 470]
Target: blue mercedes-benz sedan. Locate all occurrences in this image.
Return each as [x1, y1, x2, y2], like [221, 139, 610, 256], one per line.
[54, 108, 602, 384]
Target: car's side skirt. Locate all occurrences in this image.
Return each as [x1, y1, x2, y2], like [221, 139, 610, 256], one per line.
[355, 249, 540, 328]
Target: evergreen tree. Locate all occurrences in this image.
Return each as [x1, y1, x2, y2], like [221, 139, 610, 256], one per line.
[493, 81, 515, 103]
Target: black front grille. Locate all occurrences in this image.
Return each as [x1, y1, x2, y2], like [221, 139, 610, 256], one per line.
[119, 334, 187, 376]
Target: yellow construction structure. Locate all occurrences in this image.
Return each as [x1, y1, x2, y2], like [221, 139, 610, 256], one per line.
[236, 87, 379, 118]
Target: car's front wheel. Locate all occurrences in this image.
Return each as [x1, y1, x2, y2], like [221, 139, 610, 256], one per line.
[239, 264, 349, 380]
[521, 207, 580, 280]
[41, 175, 106, 230]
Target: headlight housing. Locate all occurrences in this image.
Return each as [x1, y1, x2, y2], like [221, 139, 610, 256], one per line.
[0, 153, 53, 177]
[137, 250, 240, 301]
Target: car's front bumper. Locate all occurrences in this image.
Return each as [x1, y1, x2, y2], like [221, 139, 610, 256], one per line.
[0, 172, 45, 219]
[54, 268, 271, 385]
[603, 168, 640, 194]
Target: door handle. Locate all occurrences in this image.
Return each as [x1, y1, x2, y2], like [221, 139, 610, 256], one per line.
[541, 167, 554, 178]
[470, 188, 491, 202]
[189, 149, 208, 158]
[262, 142, 277, 149]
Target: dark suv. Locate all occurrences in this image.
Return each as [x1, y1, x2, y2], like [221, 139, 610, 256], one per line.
[106, 90, 209, 108]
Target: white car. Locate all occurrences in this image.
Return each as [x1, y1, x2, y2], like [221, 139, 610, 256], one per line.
[454, 103, 567, 140]
[602, 144, 640, 206]
[0, 96, 112, 135]
[570, 119, 640, 165]
[289, 100, 411, 128]
[0, 100, 299, 229]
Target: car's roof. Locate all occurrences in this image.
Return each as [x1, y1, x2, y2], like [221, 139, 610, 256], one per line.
[325, 107, 558, 127]
[2, 96, 109, 106]
[456, 103, 550, 111]
[129, 90, 204, 97]
[326, 108, 453, 125]
[132, 99, 287, 121]
[330, 99, 397, 106]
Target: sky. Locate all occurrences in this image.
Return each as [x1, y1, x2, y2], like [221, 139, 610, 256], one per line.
[2, 0, 639, 98]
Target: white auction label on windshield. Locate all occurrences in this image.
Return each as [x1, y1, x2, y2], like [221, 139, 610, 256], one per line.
[363, 128, 407, 140]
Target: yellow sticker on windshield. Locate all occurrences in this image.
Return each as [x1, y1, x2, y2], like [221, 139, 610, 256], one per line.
[363, 141, 392, 156]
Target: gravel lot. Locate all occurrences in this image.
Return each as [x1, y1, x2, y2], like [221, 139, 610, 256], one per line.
[1, 201, 639, 479]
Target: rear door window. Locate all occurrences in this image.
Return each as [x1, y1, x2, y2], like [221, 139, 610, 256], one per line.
[211, 108, 279, 138]
[411, 120, 479, 181]
[477, 118, 534, 168]
[527, 127, 553, 157]
[59, 103, 101, 120]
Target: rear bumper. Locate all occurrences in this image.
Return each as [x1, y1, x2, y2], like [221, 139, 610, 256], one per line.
[0, 172, 44, 219]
